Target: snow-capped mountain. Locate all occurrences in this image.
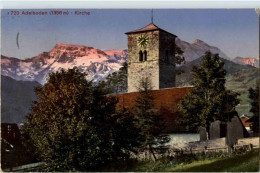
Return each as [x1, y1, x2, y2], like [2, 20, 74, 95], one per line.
[175, 39, 230, 62]
[2, 43, 128, 84]
[233, 57, 259, 67]
[1, 39, 230, 84]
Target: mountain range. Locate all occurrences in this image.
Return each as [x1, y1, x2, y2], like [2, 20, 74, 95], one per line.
[2, 44, 127, 85]
[2, 38, 232, 85]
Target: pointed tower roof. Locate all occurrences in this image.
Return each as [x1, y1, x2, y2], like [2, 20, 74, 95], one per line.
[125, 22, 176, 37]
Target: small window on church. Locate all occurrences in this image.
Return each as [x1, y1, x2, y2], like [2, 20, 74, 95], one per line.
[144, 50, 147, 61]
[165, 50, 169, 62]
[139, 50, 143, 62]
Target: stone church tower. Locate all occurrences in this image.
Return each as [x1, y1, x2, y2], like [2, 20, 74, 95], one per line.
[125, 22, 177, 93]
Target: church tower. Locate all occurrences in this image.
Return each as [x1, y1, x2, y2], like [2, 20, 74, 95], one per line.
[125, 22, 177, 93]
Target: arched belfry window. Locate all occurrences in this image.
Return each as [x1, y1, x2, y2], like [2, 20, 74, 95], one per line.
[139, 50, 143, 62]
[144, 50, 147, 61]
[165, 50, 169, 62]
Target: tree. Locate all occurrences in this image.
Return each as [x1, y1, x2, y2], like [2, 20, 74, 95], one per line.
[248, 82, 259, 133]
[178, 51, 239, 133]
[134, 77, 169, 161]
[22, 67, 139, 171]
[175, 45, 186, 74]
[92, 82, 143, 161]
[102, 62, 128, 94]
[110, 108, 143, 159]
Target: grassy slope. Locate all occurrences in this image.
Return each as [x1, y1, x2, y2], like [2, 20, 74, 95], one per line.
[102, 149, 259, 172]
[164, 149, 259, 172]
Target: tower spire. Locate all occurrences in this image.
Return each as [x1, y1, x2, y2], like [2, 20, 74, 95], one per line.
[151, 9, 153, 23]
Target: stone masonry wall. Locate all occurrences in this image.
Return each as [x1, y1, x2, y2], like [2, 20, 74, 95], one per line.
[127, 30, 176, 93]
[127, 30, 160, 92]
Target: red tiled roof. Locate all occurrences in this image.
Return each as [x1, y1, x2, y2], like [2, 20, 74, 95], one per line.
[125, 22, 177, 37]
[113, 87, 193, 133]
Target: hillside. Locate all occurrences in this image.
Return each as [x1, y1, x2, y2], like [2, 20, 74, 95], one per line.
[225, 68, 259, 116]
[1, 75, 41, 123]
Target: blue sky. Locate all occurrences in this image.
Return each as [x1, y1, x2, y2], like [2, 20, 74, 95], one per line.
[1, 9, 258, 59]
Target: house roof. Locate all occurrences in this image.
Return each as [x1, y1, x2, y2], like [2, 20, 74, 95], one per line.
[113, 87, 193, 133]
[125, 22, 177, 37]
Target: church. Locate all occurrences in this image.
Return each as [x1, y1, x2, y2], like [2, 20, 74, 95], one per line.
[113, 21, 199, 145]
[113, 21, 249, 147]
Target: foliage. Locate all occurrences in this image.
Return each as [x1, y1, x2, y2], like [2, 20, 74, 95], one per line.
[22, 67, 140, 171]
[134, 77, 169, 160]
[100, 62, 128, 94]
[175, 45, 186, 74]
[178, 51, 240, 132]
[248, 82, 259, 133]
[110, 108, 143, 159]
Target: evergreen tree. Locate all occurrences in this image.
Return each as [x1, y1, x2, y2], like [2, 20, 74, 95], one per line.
[248, 82, 259, 133]
[103, 62, 128, 94]
[22, 67, 139, 171]
[178, 51, 239, 133]
[175, 45, 186, 75]
[175, 45, 185, 65]
[134, 77, 169, 161]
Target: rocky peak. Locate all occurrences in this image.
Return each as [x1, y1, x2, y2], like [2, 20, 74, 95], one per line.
[47, 43, 111, 61]
[103, 49, 128, 61]
[234, 57, 259, 67]
[53, 43, 93, 49]
[175, 38, 229, 62]
[193, 39, 209, 46]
